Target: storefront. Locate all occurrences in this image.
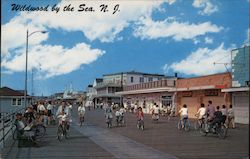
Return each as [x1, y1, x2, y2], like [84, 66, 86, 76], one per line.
[172, 73, 232, 118]
[222, 87, 249, 124]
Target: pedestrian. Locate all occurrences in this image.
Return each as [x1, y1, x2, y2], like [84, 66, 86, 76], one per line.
[37, 101, 46, 123]
[47, 101, 53, 125]
[227, 104, 235, 128]
[221, 105, 227, 124]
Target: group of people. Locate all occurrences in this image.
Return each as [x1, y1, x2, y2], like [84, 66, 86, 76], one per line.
[178, 100, 235, 131]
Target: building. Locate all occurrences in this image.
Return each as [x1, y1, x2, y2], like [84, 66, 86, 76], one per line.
[89, 71, 168, 106]
[222, 45, 249, 124]
[116, 75, 177, 113]
[172, 73, 232, 118]
[0, 87, 32, 113]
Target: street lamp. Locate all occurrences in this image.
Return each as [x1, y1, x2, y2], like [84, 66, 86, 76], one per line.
[24, 29, 47, 108]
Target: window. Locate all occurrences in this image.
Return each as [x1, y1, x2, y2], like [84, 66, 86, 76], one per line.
[139, 77, 144, 83]
[130, 76, 134, 83]
[12, 98, 22, 106]
[148, 77, 153, 82]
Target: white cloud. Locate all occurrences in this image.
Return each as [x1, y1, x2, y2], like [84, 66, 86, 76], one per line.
[133, 16, 223, 41]
[204, 36, 213, 44]
[163, 43, 233, 76]
[2, 43, 105, 79]
[192, 0, 218, 15]
[167, 0, 176, 5]
[1, 1, 167, 78]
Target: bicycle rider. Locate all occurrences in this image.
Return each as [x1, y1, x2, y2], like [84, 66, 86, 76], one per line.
[56, 101, 70, 130]
[178, 104, 188, 129]
[205, 100, 215, 132]
[195, 103, 206, 127]
[78, 102, 86, 126]
[210, 106, 223, 131]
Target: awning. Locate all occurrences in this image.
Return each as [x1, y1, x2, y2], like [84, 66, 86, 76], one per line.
[115, 87, 174, 95]
[221, 87, 250, 92]
[168, 85, 227, 92]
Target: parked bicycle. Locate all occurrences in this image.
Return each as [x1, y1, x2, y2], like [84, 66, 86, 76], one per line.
[13, 123, 46, 140]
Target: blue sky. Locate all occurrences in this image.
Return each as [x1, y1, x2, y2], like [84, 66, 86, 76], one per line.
[1, 0, 249, 96]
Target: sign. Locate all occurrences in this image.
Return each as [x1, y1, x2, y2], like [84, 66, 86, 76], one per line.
[205, 89, 218, 96]
[182, 91, 192, 97]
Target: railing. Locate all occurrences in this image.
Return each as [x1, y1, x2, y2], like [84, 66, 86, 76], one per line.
[123, 79, 175, 91]
[0, 108, 25, 148]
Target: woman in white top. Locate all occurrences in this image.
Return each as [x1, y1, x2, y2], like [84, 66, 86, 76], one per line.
[196, 103, 206, 119]
[179, 104, 188, 118]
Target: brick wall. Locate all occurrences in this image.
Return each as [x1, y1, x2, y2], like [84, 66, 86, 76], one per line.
[176, 72, 232, 88]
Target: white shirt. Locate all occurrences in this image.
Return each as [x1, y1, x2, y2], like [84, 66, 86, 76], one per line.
[153, 106, 160, 114]
[179, 108, 188, 116]
[78, 106, 85, 115]
[47, 104, 53, 110]
[197, 107, 206, 119]
[37, 104, 46, 111]
[221, 108, 227, 116]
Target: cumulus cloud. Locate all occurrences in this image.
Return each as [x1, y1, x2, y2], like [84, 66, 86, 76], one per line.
[167, 0, 176, 5]
[2, 43, 105, 79]
[163, 43, 233, 76]
[133, 16, 223, 41]
[192, 0, 218, 15]
[1, 1, 166, 78]
[204, 36, 213, 44]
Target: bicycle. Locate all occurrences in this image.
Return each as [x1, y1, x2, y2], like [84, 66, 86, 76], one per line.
[57, 120, 69, 141]
[13, 122, 46, 140]
[201, 117, 228, 139]
[106, 116, 112, 128]
[194, 115, 205, 133]
[177, 117, 190, 132]
[137, 119, 144, 131]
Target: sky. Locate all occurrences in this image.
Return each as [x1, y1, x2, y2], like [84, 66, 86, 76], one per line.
[1, 0, 249, 96]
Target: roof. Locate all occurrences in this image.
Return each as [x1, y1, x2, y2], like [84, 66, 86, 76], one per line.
[103, 71, 165, 77]
[0, 87, 28, 96]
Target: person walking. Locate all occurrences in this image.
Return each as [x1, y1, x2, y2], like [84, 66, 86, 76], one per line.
[221, 105, 227, 125]
[227, 105, 235, 128]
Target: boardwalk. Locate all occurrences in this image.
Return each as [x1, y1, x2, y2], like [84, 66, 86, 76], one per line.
[0, 107, 249, 159]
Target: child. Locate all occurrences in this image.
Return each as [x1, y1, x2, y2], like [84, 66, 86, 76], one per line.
[178, 104, 188, 128]
[136, 107, 144, 129]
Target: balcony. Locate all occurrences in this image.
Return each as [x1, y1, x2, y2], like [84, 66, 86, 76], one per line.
[122, 79, 175, 92]
[94, 81, 122, 89]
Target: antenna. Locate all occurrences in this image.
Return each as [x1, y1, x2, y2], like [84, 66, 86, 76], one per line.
[213, 62, 231, 72]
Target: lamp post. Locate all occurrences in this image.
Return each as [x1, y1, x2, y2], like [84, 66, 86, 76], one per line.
[24, 30, 47, 108]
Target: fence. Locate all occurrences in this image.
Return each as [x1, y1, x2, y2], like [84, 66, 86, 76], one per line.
[0, 108, 25, 148]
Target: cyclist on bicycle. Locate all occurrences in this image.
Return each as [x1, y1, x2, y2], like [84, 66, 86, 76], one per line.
[78, 102, 86, 126]
[178, 104, 188, 129]
[195, 103, 206, 125]
[151, 103, 160, 121]
[56, 101, 70, 130]
[205, 100, 215, 132]
[210, 106, 223, 131]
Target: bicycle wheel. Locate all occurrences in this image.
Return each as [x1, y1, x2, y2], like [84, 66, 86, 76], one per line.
[57, 126, 63, 141]
[33, 124, 46, 139]
[184, 120, 190, 132]
[177, 121, 182, 130]
[194, 121, 200, 130]
[218, 125, 227, 139]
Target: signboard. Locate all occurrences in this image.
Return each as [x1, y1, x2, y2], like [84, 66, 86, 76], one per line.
[205, 89, 218, 96]
[182, 91, 192, 97]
